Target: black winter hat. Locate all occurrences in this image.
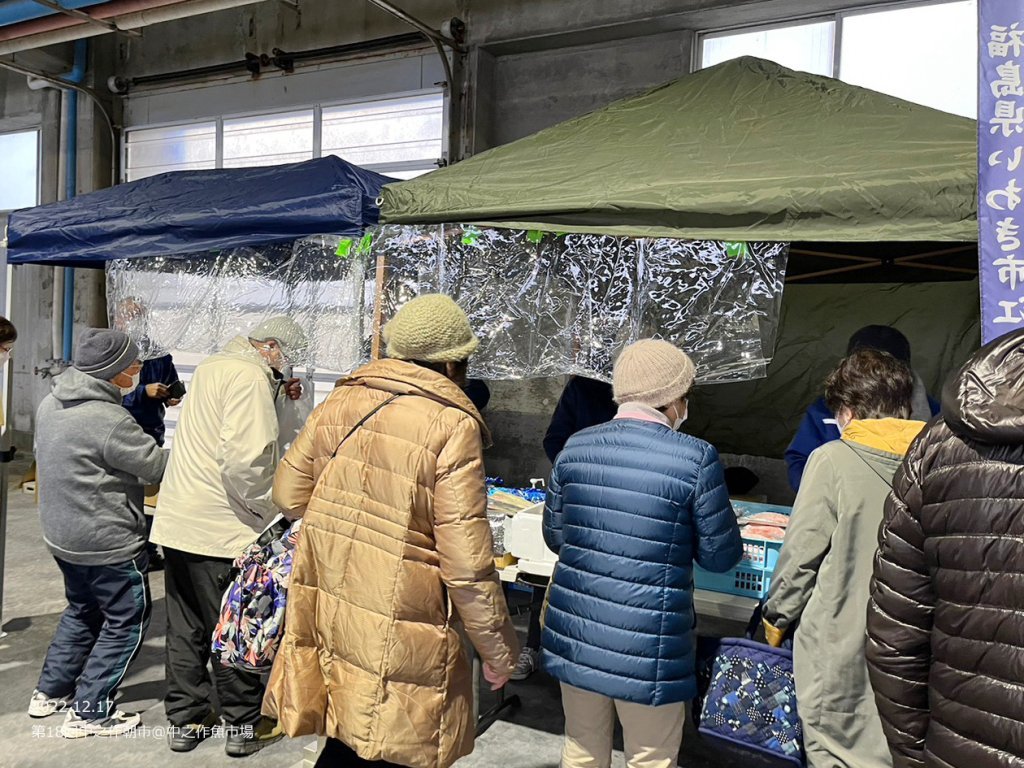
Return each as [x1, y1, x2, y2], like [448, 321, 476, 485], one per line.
[847, 325, 911, 364]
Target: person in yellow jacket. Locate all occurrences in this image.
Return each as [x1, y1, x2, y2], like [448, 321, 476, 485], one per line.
[151, 316, 307, 757]
[264, 294, 519, 768]
[763, 349, 927, 768]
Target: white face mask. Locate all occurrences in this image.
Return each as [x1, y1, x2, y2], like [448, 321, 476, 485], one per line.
[119, 371, 141, 396]
[671, 402, 689, 431]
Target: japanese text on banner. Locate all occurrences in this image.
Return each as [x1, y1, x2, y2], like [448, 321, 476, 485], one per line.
[981, 2, 1024, 342]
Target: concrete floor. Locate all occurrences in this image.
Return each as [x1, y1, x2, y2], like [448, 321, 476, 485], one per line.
[0, 458, 782, 768]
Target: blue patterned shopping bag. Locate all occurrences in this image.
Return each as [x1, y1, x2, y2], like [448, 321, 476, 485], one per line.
[211, 519, 301, 672]
[698, 637, 804, 765]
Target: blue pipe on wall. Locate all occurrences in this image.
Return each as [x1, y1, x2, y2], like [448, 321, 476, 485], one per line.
[61, 40, 87, 362]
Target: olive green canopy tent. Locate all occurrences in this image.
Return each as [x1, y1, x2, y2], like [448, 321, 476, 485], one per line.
[380, 56, 976, 243]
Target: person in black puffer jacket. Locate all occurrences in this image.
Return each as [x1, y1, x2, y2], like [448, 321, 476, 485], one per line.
[541, 339, 743, 768]
[866, 328, 1024, 768]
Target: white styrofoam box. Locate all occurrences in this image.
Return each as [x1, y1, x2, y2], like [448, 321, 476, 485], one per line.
[505, 502, 558, 575]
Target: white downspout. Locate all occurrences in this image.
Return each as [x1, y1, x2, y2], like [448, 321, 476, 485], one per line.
[52, 268, 64, 360]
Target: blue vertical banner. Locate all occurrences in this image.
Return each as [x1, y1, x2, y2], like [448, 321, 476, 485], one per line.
[980, 1, 1024, 343]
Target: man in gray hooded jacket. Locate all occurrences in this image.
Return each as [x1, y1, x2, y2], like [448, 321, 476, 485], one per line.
[30, 328, 167, 739]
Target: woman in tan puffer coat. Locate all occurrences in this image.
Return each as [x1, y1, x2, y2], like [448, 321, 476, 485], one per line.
[263, 295, 519, 768]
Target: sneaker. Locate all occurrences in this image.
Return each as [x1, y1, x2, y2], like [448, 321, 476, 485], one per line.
[28, 689, 71, 718]
[60, 709, 141, 739]
[510, 648, 539, 681]
[224, 716, 284, 757]
[168, 712, 220, 753]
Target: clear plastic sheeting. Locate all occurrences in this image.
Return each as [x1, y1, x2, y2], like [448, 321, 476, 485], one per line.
[106, 235, 370, 372]
[106, 226, 788, 382]
[372, 225, 789, 383]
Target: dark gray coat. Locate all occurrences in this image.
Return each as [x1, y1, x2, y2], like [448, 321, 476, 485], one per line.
[36, 366, 167, 566]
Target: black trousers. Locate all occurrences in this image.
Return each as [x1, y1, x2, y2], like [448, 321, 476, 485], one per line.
[525, 585, 545, 650]
[162, 547, 264, 727]
[315, 738, 403, 768]
[37, 553, 152, 720]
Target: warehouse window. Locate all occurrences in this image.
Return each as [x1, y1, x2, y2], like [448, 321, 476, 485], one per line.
[701, 20, 835, 77]
[839, 1, 976, 118]
[0, 129, 40, 210]
[123, 122, 216, 182]
[223, 109, 315, 168]
[123, 91, 443, 181]
[698, 0, 977, 117]
[321, 93, 443, 178]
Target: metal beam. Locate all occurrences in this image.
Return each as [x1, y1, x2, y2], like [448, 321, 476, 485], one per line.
[0, 0, 272, 57]
[27, 0, 141, 37]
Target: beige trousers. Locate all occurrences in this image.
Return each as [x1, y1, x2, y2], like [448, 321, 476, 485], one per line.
[560, 683, 687, 768]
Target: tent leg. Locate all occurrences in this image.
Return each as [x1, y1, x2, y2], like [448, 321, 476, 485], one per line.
[371, 253, 387, 360]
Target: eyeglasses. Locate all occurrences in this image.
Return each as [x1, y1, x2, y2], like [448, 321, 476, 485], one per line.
[255, 340, 288, 362]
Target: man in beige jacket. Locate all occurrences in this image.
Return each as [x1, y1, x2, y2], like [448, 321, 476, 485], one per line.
[151, 316, 306, 757]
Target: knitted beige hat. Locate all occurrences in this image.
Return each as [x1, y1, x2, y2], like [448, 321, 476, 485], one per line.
[250, 316, 308, 356]
[384, 294, 480, 363]
[613, 339, 696, 408]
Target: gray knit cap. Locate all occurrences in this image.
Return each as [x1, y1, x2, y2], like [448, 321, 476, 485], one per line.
[74, 328, 139, 380]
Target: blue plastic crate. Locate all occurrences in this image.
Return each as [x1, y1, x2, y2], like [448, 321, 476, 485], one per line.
[693, 502, 791, 600]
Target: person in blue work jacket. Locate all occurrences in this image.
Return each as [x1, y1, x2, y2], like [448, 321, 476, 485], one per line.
[543, 376, 617, 462]
[122, 355, 181, 446]
[503, 375, 618, 683]
[541, 339, 742, 768]
[114, 298, 181, 446]
[115, 297, 181, 571]
[784, 325, 939, 492]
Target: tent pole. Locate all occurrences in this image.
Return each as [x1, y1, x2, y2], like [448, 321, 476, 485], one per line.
[785, 262, 877, 282]
[894, 245, 977, 262]
[788, 248, 878, 263]
[890, 259, 977, 276]
[371, 253, 387, 361]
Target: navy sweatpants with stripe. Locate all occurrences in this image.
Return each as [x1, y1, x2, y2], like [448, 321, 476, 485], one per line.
[37, 553, 152, 720]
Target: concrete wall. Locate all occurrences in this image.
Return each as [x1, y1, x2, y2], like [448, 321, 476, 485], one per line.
[487, 29, 693, 146]
[2, 44, 114, 436]
[0, 0, 928, 464]
[1, 65, 60, 439]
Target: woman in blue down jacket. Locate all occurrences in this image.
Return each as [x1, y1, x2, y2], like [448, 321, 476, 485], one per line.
[541, 339, 743, 768]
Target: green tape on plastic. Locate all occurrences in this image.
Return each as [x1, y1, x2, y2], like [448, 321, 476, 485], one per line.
[462, 227, 480, 245]
[724, 242, 749, 259]
[335, 239, 353, 258]
[526, 230, 544, 244]
[357, 232, 373, 256]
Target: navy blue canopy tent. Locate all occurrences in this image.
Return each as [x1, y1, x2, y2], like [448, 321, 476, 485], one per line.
[6, 156, 390, 268]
